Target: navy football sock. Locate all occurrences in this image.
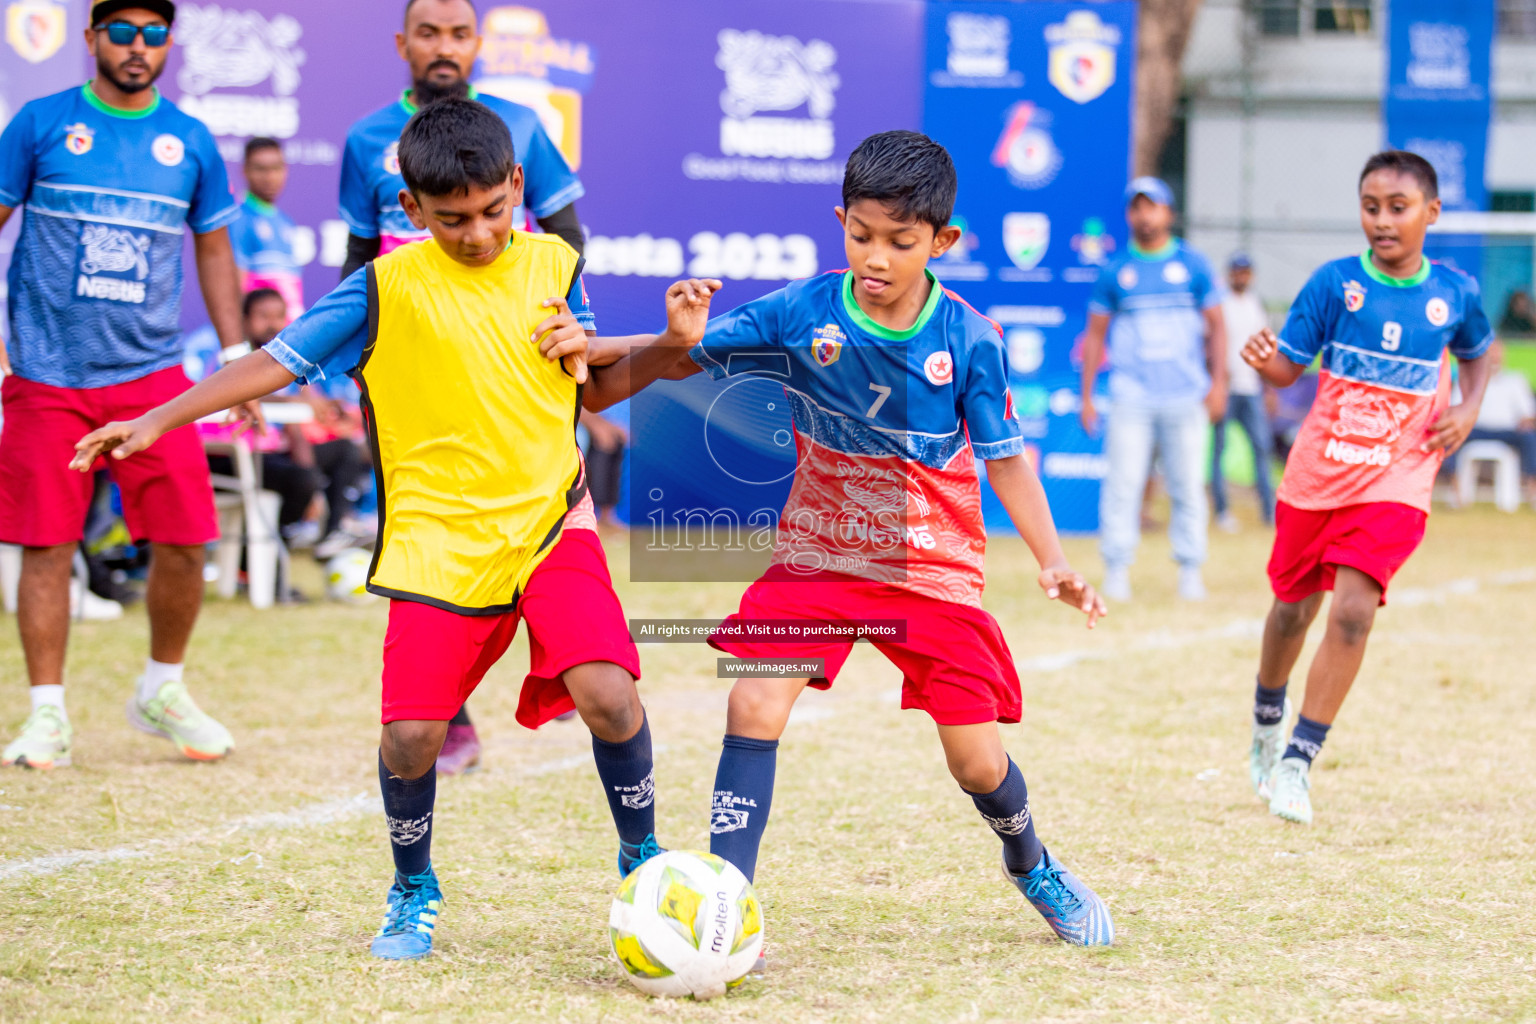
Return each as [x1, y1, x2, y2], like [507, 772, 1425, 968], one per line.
[448, 705, 472, 727]
[591, 712, 657, 850]
[709, 735, 778, 882]
[967, 757, 1044, 876]
[1254, 677, 1288, 726]
[1284, 715, 1331, 764]
[379, 749, 436, 883]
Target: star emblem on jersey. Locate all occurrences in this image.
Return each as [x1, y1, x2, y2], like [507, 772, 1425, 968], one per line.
[63, 122, 94, 156]
[152, 134, 185, 167]
[1343, 280, 1366, 312]
[812, 322, 845, 367]
[924, 351, 955, 386]
[1425, 297, 1449, 327]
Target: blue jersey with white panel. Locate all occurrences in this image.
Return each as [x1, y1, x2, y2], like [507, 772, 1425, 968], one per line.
[339, 89, 583, 253]
[690, 270, 1024, 608]
[1275, 252, 1492, 513]
[1088, 238, 1219, 406]
[0, 84, 238, 389]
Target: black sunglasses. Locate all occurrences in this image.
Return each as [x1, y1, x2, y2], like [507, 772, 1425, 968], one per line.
[95, 21, 170, 47]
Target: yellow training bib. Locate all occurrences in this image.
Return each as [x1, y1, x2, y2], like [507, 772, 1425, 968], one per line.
[359, 234, 584, 613]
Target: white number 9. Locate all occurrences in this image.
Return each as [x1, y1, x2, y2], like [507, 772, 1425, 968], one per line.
[1382, 321, 1402, 352]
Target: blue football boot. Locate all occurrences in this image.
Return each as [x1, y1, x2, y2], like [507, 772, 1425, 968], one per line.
[617, 833, 664, 877]
[1005, 849, 1115, 947]
[370, 866, 443, 960]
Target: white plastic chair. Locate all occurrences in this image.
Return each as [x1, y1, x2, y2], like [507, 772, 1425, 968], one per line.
[1455, 440, 1522, 513]
[0, 544, 18, 614]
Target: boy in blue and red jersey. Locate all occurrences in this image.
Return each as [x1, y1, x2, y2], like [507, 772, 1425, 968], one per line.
[1242, 151, 1493, 825]
[587, 131, 1115, 949]
[231, 137, 304, 320]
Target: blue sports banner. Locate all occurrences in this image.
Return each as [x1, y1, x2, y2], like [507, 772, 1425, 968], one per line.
[922, 2, 1138, 533]
[1384, 0, 1494, 278]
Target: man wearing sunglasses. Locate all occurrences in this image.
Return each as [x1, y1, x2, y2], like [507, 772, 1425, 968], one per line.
[0, 0, 249, 770]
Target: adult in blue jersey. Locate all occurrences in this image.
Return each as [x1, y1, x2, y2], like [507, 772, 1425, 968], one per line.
[339, 0, 589, 772]
[1080, 177, 1228, 603]
[337, 0, 585, 281]
[0, 0, 248, 770]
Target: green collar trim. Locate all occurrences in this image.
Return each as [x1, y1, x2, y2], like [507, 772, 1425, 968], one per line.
[399, 84, 479, 115]
[81, 82, 160, 119]
[243, 193, 277, 215]
[1360, 250, 1430, 287]
[1129, 237, 1179, 260]
[841, 269, 943, 341]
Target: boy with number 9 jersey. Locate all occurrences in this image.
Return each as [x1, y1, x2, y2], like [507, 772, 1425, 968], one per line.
[1241, 151, 1493, 825]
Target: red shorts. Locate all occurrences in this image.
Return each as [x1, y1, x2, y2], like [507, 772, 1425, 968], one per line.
[0, 367, 218, 547]
[379, 529, 641, 727]
[709, 568, 1023, 726]
[1268, 500, 1427, 605]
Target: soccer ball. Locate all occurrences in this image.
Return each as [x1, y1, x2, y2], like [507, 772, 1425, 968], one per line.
[609, 850, 763, 1000]
[324, 548, 376, 604]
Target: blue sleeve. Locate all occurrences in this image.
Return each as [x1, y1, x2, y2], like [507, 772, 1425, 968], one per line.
[0, 103, 37, 207]
[264, 269, 369, 383]
[186, 123, 239, 234]
[1451, 276, 1494, 360]
[520, 119, 584, 220]
[689, 288, 790, 381]
[1188, 250, 1220, 310]
[1276, 266, 1335, 366]
[961, 327, 1026, 460]
[1087, 263, 1118, 315]
[568, 271, 595, 332]
[339, 130, 378, 237]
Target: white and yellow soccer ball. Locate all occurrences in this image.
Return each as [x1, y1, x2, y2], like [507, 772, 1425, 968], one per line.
[324, 548, 376, 605]
[609, 850, 763, 1000]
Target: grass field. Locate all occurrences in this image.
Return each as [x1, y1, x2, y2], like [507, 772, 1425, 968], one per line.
[1, 507, 1533, 1023]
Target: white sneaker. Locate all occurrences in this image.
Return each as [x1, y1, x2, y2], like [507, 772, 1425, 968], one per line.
[1250, 697, 1291, 799]
[70, 578, 124, 621]
[1178, 566, 1207, 601]
[1268, 756, 1313, 825]
[127, 680, 234, 761]
[3, 706, 73, 769]
[1102, 567, 1132, 602]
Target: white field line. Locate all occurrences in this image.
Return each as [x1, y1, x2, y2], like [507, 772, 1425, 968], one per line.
[3, 567, 1530, 885]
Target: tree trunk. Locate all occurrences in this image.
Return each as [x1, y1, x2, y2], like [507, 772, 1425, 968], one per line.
[1134, 0, 1205, 175]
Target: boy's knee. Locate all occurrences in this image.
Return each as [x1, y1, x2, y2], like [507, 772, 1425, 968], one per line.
[381, 720, 447, 779]
[950, 751, 1007, 794]
[1272, 595, 1320, 636]
[726, 680, 795, 740]
[1328, 594, 1377, 646]
[567, 662, 642, 743]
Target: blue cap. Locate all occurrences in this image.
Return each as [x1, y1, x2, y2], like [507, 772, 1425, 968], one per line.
[1124, 176, 1174, 208]
[1228, 252, 1253, 269]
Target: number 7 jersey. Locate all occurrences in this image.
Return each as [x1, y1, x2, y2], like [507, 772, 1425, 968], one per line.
[690, 270, 1026, 608]
[1275, 253, 1492, 513]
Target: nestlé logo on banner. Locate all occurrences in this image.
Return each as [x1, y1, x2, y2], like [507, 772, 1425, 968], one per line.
[1045, 10, 1120, 105]
[174, 5, 306, 143]
[930, 12, 1021, 89]
[6, 0, 66, 64]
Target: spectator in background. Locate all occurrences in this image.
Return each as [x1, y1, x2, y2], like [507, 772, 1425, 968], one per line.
[1499, 290, 1534, 336]
[581, 409, 627, 529]
[1212, 253, 1276, 531]
[1080, 177, 1228, 602]
[1458, 339, 1536, 500]
[231, 137, 304, 321]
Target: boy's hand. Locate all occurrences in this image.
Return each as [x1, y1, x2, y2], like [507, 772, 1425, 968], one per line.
[533, 297, 589, 384]
[1080, 394, 1099, 434]
[664, 278, 723, 344]
[1039, 565, 1107, 629]
[70, 417, 164, 471]
[1242, 327, 1279, 369]
[1204, 380, 1229, 424]
[1424, 402, 1479, 455]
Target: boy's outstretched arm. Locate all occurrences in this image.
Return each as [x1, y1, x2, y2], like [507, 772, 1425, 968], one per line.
[584, 278, 722, 412]
[986, 454, 1107, 628]
[70, 351, 297, 470]
[1241, 326, 1308, 389]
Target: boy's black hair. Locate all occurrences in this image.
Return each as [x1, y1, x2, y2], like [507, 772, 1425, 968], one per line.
[242, 287, 284, 319]
[842, 131, 957, 233]
[1359, 150, 1439, 201]
[397, 97, 516, 198]
[244, 136, 281, 162]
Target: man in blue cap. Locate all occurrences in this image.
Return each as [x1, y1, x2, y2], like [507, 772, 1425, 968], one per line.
[1080, 177, 1228, 601]
[1213, 252, 1276, 530]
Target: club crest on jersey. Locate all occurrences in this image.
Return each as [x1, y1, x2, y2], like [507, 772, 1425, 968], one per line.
[1426, 297, 1450, 326]
[1343, 280, 1365, 312]
[1162, 260, 1189, 284]
[63, 122, 93, 155]
[383, 141, 401, 176]
[152, 134, 185, 167]
[924, 350, 954, 386]
[811, 322, 844, 367]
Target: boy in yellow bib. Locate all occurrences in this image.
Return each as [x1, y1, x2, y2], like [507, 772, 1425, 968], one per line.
[71, 99, 708, 961]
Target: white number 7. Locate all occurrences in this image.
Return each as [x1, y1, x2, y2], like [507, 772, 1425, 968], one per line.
[866, 383, 892, 419]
